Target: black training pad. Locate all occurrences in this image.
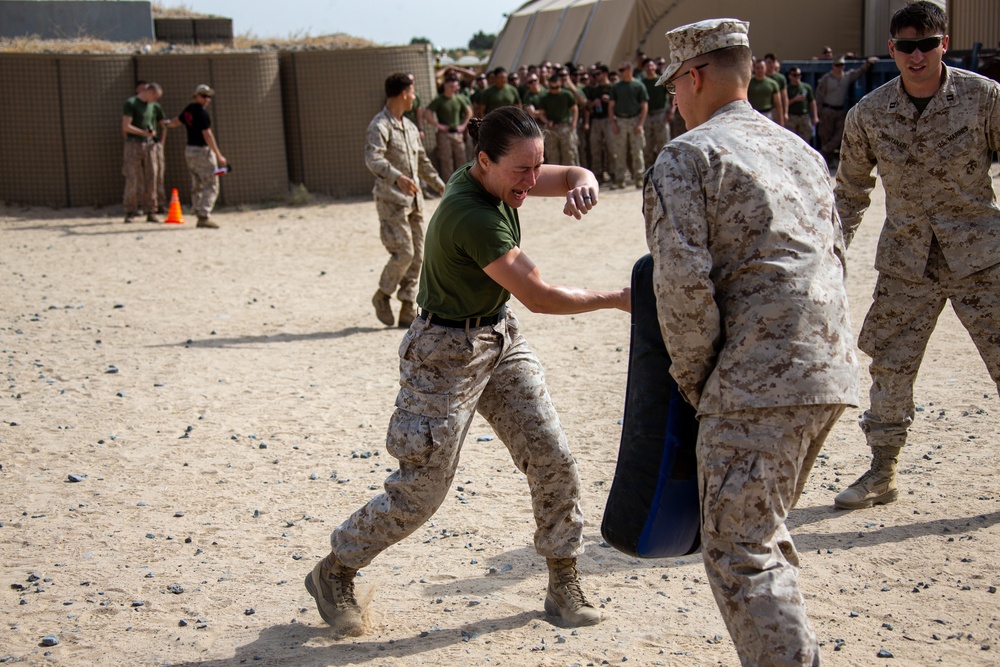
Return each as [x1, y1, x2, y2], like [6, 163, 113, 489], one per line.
[601, 253, 701, 558]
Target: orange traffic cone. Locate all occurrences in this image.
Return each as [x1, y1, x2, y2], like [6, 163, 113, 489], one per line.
[165, 188, 184, 224]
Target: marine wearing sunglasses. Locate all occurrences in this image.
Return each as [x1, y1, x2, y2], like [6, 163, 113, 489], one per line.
[888, 25, 949, 98]
[889, 34, 944, 54]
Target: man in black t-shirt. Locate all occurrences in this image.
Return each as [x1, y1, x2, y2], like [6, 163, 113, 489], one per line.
[164, 84, 228, 228]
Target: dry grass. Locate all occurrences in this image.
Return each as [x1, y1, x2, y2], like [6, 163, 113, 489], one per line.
[0, 33, 379, 55]
[287, 183, 315, 207]
[232, 33, 379, 50]
[0, 36, 137, 54]
[150, 2, 210, 19]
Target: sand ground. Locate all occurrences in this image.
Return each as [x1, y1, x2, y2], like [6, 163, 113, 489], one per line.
[2, 171, 999, 666]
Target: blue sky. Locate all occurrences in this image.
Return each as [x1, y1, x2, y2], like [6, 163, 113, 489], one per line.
[176, 1, 527, 49]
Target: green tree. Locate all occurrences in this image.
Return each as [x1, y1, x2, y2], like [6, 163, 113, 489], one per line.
[410, 36, 432, 45]
[468, 31, 496, 50]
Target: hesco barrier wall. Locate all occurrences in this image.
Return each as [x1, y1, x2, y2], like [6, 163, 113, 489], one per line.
[136, 52, 287, 207]
[0, 45, 434, 209]
[154, 18, 234, 46]
[0, 54, 134, 208]
[280, 44, 436, 198]
[0, 51, 287, 208]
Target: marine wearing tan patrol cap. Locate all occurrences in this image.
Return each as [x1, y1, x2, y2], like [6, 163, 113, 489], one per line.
[656, 18, 750, 86]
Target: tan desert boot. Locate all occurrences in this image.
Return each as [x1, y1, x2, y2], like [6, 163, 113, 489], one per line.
[544, 557, 601, 627]
[372, 290, 394, 326]
[398, 300, 417, 328]
[304, 553, 364, 635]
[834, 445, 901, 510]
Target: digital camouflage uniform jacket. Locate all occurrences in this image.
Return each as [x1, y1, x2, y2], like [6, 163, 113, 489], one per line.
[644, 101, 859, 415]
[364, 107, 445, 208]
[835, 65, 1000, 281]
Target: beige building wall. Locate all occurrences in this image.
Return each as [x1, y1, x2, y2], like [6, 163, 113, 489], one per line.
[949, 0, 1000, 51]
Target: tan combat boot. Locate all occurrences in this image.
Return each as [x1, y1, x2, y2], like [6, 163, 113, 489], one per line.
[544, 557, 601, 627]
[304, 552, 364, 635]
[834, 445, 901, 510]
[372, 289, 394, 326]
[398, 300, 417, 328]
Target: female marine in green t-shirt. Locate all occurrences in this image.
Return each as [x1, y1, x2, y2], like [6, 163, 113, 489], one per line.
[307, 106, 629, 635]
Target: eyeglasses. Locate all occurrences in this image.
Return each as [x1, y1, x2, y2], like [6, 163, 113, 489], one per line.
[618, 67, 629, 72]
[788, 72, 801, 77]
[664, 63, 709, 95]
[890, 35, 944, 54]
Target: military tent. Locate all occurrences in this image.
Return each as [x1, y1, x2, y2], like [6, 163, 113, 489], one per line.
[489, 0, 922, 70]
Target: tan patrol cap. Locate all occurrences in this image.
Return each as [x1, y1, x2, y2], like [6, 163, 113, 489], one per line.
[656, 18, 750, 86]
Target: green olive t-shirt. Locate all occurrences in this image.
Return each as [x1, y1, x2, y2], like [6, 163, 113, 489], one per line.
[417, 163, 519, 319]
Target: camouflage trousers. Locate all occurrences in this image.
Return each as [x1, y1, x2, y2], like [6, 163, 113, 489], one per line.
[330, 309, 586, 569]
[154, 142, 166, 211]
[576, 123, 589, 170]
[589, 117, 613, 181]
[375, 198, 424, 303]
[818, 107, 847, 159]
[610, 116, 645, 186]
[859, 243, 1000, 450]
[643, 109, 669, 169]
[122, 141, 158, 214]
[786, 114, 814, 147]
[543, 121, 579, 166]
[698, 404, 845, 667]
[435, 130, 466, 183]
[184, 146, 220, 217]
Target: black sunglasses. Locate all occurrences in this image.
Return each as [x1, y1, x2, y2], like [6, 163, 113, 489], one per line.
[891, 35, 944, 54]
[664, 63, 709, 95]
